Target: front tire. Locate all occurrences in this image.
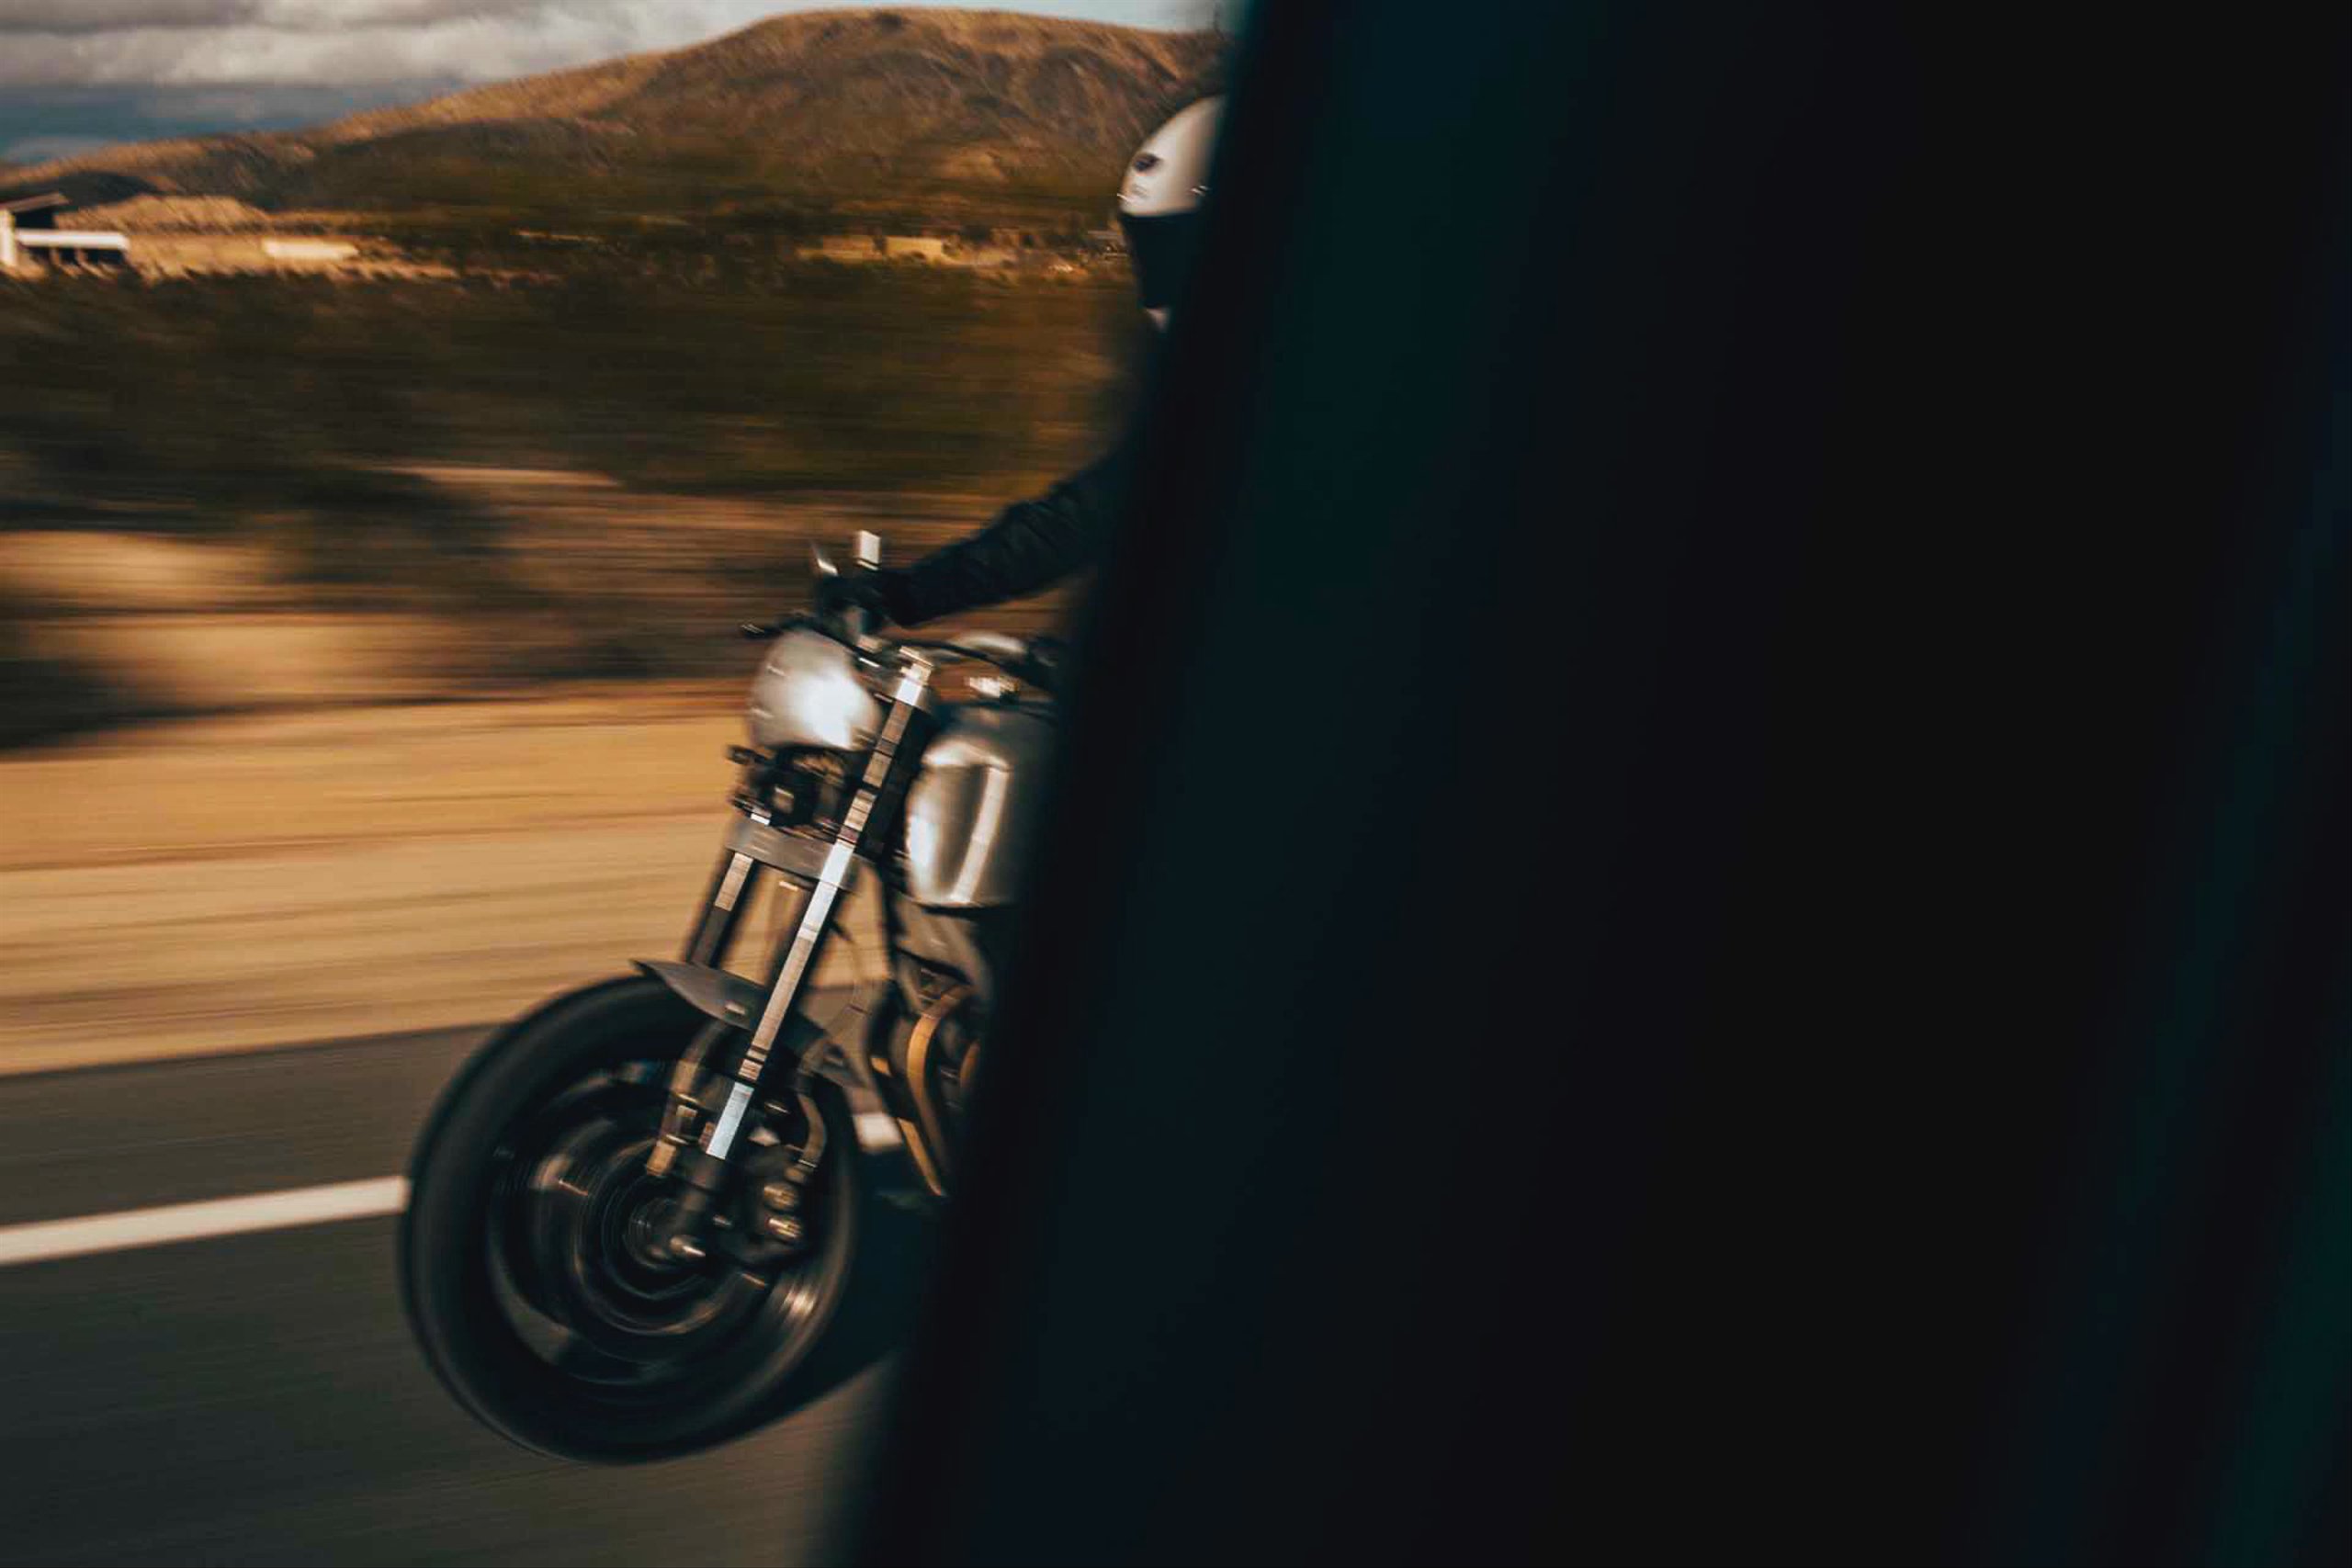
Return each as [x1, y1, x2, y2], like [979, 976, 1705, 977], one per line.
[399, 976, 871, 1462]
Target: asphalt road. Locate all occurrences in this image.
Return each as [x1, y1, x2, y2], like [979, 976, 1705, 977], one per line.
[0, 1026, 901, 1567]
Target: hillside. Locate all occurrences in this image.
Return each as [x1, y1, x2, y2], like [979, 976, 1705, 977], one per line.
[1, 8, 1225, 228]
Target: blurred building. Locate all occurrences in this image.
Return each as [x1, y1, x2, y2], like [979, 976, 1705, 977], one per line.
[1, 193, 132, 274]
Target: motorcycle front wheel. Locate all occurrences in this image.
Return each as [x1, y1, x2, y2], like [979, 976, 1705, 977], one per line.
[399, 976, 871, 1462]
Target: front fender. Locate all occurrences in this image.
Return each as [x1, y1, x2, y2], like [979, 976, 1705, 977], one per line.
[631, 960, 872, 1093]
[633, 958, 767, 1029]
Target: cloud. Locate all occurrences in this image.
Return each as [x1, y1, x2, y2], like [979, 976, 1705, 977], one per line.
[0, 3, 560, 32]
[0, 4, 1204, 89]
[0, 3, 670, 86]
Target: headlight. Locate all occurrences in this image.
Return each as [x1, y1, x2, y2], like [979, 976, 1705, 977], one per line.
[746, 629, 882, 751]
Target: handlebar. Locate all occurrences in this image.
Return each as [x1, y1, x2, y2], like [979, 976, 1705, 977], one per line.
[737, 612, 1060, 693]
[742, 536, 1061, 692]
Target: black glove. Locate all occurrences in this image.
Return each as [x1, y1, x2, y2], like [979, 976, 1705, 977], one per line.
[815, 568, 912, 626]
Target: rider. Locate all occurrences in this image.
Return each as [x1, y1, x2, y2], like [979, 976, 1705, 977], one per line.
[820, 97, 1222, 629]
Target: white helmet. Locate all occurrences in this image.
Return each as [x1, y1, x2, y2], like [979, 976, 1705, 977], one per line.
[1116, 96, 1223, 328]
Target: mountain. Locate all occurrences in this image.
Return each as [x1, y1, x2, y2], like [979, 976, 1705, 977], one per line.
[1, 9, 1225, 227]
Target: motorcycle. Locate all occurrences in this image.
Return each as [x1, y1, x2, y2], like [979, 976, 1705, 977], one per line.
[399, 533, 1057, 1461]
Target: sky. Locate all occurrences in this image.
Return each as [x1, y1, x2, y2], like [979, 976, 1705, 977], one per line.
[0, 1, 1226, 164]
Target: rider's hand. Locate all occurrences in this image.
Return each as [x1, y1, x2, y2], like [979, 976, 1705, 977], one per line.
[816, 568, 910, 626]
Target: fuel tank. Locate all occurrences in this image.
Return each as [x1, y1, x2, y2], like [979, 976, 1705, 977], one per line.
[900, 701, 1055, 909]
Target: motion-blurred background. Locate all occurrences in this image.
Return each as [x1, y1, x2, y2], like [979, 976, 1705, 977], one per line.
[1, 6, 1220, 1064]
[0, 6, 1216, 1562]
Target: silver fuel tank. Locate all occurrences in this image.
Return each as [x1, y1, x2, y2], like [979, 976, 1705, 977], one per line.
[900, 701, 1056, 909]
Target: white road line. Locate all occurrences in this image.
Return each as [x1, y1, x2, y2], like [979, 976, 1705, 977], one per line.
[0, 1177, 409, 1269]
[0, 1116, 906, 1268]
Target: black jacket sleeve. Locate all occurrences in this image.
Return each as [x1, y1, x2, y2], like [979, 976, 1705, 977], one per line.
[885, 426, 1137, 626]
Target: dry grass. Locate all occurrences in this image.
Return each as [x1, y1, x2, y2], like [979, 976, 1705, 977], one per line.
[0, 262, 1131, 745]
[62, 196, 276, 232]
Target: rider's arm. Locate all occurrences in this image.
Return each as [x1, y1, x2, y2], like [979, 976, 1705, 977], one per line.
[883, 427, 1138, 626]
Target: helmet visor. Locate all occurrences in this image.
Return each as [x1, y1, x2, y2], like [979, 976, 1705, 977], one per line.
[1117, 209, 1203, 313]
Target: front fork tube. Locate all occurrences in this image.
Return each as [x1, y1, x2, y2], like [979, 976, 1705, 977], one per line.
[682, 831, 762, 969]
[662, 657, 933, 1250]
[650, 816, 774, 1189]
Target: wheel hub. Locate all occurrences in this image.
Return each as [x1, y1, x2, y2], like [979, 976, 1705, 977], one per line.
[517, 1122, 763, 1357]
